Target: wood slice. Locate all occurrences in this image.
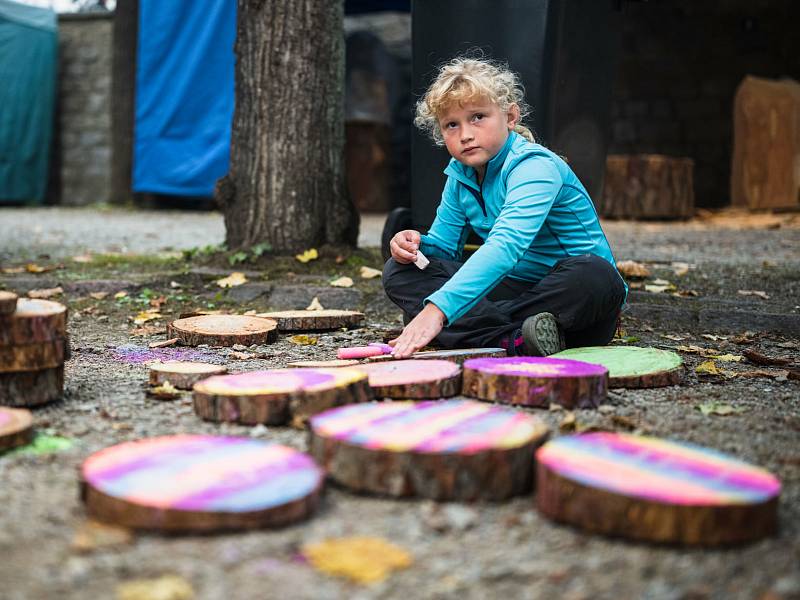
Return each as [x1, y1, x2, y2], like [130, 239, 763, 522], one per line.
[168, 315, 278, 347]
[81, 434, 324, 531]
[462, 357, 607, 409]
[0, 366, 64, 407]
[0, 338, 68, 373]
[193, 368, 373, 427]
[350, 360, 462, 398]
[309, 399, 549, 500]
[0, 291, 18, 316]
[287, 359, 361, 368]
[0, 407, 34, 450]
[255, 309, 365, 331]
[149, 362, 228, 390]
[601, 154, 694, 219]
[0, 299, 67, 346]
[536, 432, 781, 546]
[368, 347, 507, 366]
[553, 346, 684, 388]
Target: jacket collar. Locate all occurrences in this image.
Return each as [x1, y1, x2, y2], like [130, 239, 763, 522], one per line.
[444, 131, 518, 190]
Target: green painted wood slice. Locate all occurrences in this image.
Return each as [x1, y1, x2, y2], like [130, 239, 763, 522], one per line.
[552, 346, 684, 388]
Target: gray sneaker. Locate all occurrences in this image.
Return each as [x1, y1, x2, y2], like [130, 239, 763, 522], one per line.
[521, 312, 565, 357]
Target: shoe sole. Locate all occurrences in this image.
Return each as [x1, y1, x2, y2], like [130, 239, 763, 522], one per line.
[522, 313, 565, 357]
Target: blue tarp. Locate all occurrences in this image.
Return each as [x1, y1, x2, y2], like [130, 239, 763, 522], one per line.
[0, 0, 57, 203]
[133, 0, 235, 197]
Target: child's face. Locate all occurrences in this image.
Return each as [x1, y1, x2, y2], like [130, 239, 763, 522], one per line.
[438, 99, 519, 175]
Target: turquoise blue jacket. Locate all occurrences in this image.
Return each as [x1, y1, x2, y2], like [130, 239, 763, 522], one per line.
[420, 132, 623, 325]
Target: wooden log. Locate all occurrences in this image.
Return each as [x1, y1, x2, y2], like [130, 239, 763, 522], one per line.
[462, 357, 607, 409]
[287, 359, 361, 368]
[193, 368, 373, 428]
[553, 346, 684, 388]
[536, 432, 781, 546]
[0, 291, 18, 316]
[309, 400, 549, 500]
[81, 435, 324, 531]
[732, 76, 800, 210]
[350, 360, 462, 399]
[0, 299, 67, 346]
[0, 366, 64, 407]
[149, 362, 228, 390]
[0, 338, 68, 373]
[600, 154, 694, 219]
[255, 309, 365, 331]
[0, 407, 34, 450]
[368, 347, 507, 366]
[167, 315, 278, 347]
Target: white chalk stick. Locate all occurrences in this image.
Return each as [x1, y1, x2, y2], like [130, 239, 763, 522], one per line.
[414, 250, 429, 270]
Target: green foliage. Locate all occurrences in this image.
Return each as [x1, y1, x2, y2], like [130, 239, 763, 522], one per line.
[251, 242, 272, 257]
[228, 251, 248, 266]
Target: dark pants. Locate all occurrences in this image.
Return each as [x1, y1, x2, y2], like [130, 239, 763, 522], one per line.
[382, 253, 626, 350]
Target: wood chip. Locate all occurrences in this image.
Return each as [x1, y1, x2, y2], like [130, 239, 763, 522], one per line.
[149, 338, 179, 349]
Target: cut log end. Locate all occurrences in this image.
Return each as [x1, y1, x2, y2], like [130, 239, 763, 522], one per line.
[168, 315, 278, 347]
[0, 407, 34, 450]
[0, 367, 64, 407]
[552, 346, 684, 389]
[255, 310, 365, 331]
[149, 362, 228, 390]
[351, 359, 462, 399]
[0, 291, 18, 316]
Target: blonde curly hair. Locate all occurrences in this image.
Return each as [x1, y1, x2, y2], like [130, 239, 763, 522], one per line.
[414, 56, 535, 146]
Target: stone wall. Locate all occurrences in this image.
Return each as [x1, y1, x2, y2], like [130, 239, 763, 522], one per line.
[52, 12, 113, 206]
[609, 0, 800, 208]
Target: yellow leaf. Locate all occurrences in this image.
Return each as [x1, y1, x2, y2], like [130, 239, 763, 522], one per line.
[215, 272, 247, 288]
[25, 263, 46, 273]
[114, 291, 128, 299]
[133, 310, 161, 325]
[695, 360, 720, 375]
[644, 284, 671, 294]
[712, 353, 743, 362]
[1, 266, 24, 274]
[330, 276, 354, 288]
[302, 537, 413, 584]
[306, 297, 325, 311]
[116, 575, 194, 600]
[615, 260, 650, 279]
[360, 266, 383, 279]
[295, 248, 319, 263]
[289, 334, 318, 346]
[90, 292, 109, 300]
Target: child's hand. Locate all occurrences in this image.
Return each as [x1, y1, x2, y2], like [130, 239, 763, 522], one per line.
[390, 230, 421, 264]
[389, 303, 445, 358]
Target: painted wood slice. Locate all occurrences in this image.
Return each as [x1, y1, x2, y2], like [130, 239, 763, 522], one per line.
[536, 432, 781, 546]
[168, 315, 278, 347]
[309, 399, 549, 500]
[368, 347, 507, 366]
[0, 407, 34, 450]
[0, 339, 68, 373]
[287, 359, 361, 368]
[0, 366, 64, 407]
[0, 291, 18, 316]
[463, 357, 607, 409]
[351, 360, 461, 398]
[81, 435, 324, 531]
[255, 310, 365, 331]
[0, 298, 67, 346]
[149, 362, 228, 390]
[552, 346, 684, 388]
[193, 368, 372, 427]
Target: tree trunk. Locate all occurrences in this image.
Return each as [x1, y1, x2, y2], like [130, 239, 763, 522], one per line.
[219, 0, 358, 252]
[110, 0, 138, 205]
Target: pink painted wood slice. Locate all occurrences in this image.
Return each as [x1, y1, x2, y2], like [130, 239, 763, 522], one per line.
[350, 359, 462, 398]
[0, 407, 34, 450]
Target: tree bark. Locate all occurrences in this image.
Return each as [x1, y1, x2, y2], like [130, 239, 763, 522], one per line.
[0, 367, 64, 407]
[110, 0, 138, 205]
[219, 0, 358, 252]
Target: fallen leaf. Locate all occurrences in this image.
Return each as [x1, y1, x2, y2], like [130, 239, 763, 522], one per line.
[116, 575, 194, 600]
[616, 260, 650, 279]
[130, 325, 166, 336]
[662, 334, 687, 341]
[306, 297, 325, 311]
[695, 360, 720, 375]
[216, 272, 247, 288]
[149, 295, 167, 309]
[229, 351, 254, 360]
[148, 381, 180, 400]
[360, 266, 383, 279]
[711, 354, 743, 362]
[302, 537, 413, 584]
[295, 248, 319, 263]
[72, 520, 133, 553]
[133, 310, 162, 325]
[559, 411, 577, 432]
[290, 335, 318, 346]
[330, 276, 354, 288]
[671, 262, 691, 277]
[677, 345, 721, 357]
[738, 290, 770, 300]
[697, 402, 745, 416]
[114, 291, 128, 299]
[1, 266, 24, 274]
[610, 335, 640, 344]
[651, 278, 673, 286]
[27, 287, 63, 299]
[737, 369, 789, 379]
[5, 433, 73, 456]
[743, 348, 792, 366]
[672, 289, 699, 297]
[644, 284, 674, 294]
[89, 292, 109, 300]
[25, 263, 57, 273]
[701, 334, 727, 341]
[71, 254, 93, 263]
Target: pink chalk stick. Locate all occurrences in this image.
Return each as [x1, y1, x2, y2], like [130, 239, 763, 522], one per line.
[368, 343, 394, 353]
[337, 346, 387, 360]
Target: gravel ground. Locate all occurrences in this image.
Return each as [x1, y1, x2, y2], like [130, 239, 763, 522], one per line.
[0, 207, 798, 600]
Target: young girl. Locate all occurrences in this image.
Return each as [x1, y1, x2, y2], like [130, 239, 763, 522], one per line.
[384, 57, 626, 359]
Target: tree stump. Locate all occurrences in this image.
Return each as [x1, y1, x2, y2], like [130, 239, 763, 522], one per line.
[462, 357, 607, 409]
[0, 407, 34, 450]
[309, 399, 549, 500]
[350, 360, 462, 398]
[81, 435, 324, 531]
[193, 368, 372, 428]
[601, 154, 694, 219]
[168, 315, 278, 347]
[255, 310, 365, 331]
[0, 291, 18, 316]
[553, 346, 683, 388]
[536, 432, 781, 546]
[149, 362, 229, 390]
[368, 347, 507, 366]
[0, 339, 68, 373]
[732, 76, 800, 210]
[0, 366, 64, 407]
[287, 359, 361, 368]
[0, 298, 67, 345]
